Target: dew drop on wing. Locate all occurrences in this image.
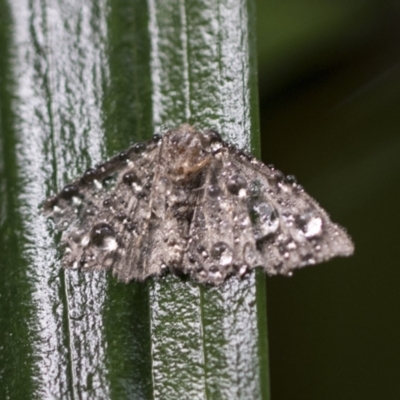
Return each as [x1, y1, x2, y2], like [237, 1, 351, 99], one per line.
[252, 202, 279, 239]
[118, 151, 129, 161]
[81, 168, 99, 183]
[303, 217, 323, 238]
[123, 171, 140, 185]
[296, 215, 323, 238]
[226, 174, 247, 195]
[207, 184, 222, 198]
[133, 142, 146, 153]
[208, 265, 222, 281]
[102, 175, 117, 189]
[60, 184, 79, 200]
[85, 206, 98, 216]
[103, 198, 113, 208]
[116, 211, 127, 221]
[90, 222, 117, 250]
[284, 175, 297, 185]
[210, 241, 233, 266]
[152, 133, 162, 142]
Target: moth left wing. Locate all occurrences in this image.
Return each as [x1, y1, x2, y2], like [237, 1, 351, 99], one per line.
[43, 138, 163, 281]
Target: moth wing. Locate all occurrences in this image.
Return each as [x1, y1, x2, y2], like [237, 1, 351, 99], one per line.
[183, 156, 262, 285]
[141, 172, 201, 281]
[227, 148, 354, 276]
[43, 139, 163, 282]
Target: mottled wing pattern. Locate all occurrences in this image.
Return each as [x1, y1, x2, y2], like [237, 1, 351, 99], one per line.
[44, 125, 353, 285]
[227, 146, 354, 276]
[183, 155, 262, 285]
[142, 164, 201, 280]
[182, 142, 353, 284]
[43, 137, 164, 282]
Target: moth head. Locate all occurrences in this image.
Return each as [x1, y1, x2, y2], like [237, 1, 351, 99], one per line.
[164, 124, 220, 181]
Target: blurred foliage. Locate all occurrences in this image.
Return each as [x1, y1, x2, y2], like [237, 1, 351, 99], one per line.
[256, 0, 400, 399]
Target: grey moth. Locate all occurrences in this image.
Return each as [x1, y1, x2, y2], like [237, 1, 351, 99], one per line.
[43, 124, 354, 285]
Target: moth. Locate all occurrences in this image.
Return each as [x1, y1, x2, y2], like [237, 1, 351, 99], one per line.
[43, 124, 354, 285]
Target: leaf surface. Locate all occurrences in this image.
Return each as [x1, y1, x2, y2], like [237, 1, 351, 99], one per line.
[0, 0, 269, 398]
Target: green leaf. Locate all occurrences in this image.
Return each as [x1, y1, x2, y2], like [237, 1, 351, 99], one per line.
[0, 0, 270, 398]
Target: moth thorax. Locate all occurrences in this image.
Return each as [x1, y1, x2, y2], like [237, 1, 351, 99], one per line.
[165, 125, 211, 180]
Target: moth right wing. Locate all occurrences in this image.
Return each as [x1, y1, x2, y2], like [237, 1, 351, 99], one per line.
[228, 147, 354, 276]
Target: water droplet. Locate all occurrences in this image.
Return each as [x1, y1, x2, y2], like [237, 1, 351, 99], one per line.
[226, 174, 247, 195]
[81, 235, 90, 246]
[209, 265, 219, 273]
[201, 129, 222, 144]
[60, 184, 79, 200]
[304, 217, 322, 238]
[291, 183, 303, 193]
[85, 206, 98, 216]
[80, 256, 89, 268]
[72, 196, 82, 206]
[125, 221, 136, 232]
[123, 171, 140, 185]
[116, 212, 127, 221]
[53, 205, 62, 214]
[211, 141, 223, 152]
[133, 142, 146, 153]
[239, 264, 248, 276]
[93, 180, 103, 190]
[44, 196, 57, 209]
[210, 241, 233, 266]
[152, 133, 162, 142]
[196, 245, 208, 259]
[69, 230, 84, 244]
[252, 202, 279, 238]
[90, 222, 116, 247]
[208, 265, 222, 280]
[102, 175, 117, 189]
[132, 183, 143, 193]
[81, 168, 99, 183]
[249, 180, 262, 199]
[118, 151, 129, 161]
[285, 175, 297, 185]
[95, 161, 106, 171]
[302, 253, 315, 264]
[271, 170, 284, 182]
[195, 265, 207, 278]
[208, 184, 222, 198]
[103, 198, 113, 208]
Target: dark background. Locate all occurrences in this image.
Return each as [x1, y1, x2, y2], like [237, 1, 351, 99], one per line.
[256, 1, 400, 399]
